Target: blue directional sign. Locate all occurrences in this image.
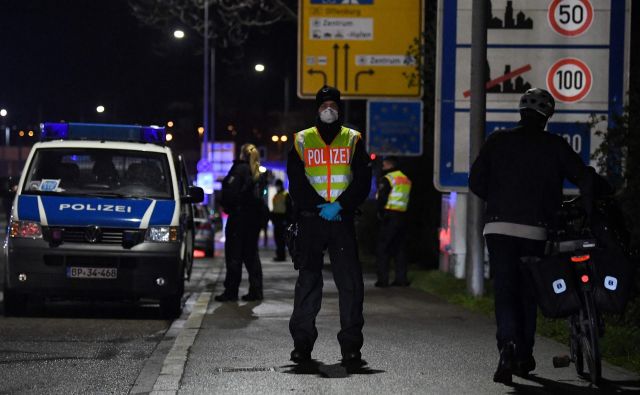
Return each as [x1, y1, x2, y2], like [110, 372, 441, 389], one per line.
[367, 100, 423, 156]
[434, 0, 629, 192]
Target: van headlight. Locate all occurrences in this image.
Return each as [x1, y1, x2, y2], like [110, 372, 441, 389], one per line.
[10, 220, 43, 239]
[145, 226, 178, 242]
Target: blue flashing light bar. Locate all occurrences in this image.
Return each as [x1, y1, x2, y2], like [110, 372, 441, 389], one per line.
[40, 122, 166, 145]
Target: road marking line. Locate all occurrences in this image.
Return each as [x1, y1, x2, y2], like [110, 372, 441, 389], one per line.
[149, 292, 211, 395]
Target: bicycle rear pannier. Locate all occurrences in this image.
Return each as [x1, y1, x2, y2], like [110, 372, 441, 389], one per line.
[591, 248, 636, 314]
[521, 254, 582, 318]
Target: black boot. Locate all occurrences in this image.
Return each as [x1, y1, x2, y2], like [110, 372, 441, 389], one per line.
[514, 354, 536, 377]
[290, 349, 311, 363]
[493, 342, 515, 384]
[242, 289, 263, 301]
[214, 291, 238, 302]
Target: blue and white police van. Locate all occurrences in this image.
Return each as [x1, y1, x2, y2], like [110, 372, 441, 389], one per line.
[3, 122, 204, 318]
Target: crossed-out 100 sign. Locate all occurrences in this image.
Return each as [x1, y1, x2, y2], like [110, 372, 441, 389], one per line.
[548, 0, 594, 37]
[546, 58, 592, 103]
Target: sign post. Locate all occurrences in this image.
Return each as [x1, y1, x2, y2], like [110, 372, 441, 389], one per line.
[434, 0, 631, 192]
[298, 0, 424, 98]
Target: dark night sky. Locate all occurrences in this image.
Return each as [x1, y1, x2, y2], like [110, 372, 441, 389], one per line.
[0, 0, 312, 150]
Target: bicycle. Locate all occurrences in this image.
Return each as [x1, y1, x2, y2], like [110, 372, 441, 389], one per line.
[549, 198, 603, 385]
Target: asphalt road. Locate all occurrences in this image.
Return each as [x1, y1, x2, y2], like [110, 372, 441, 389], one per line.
[1, 243, 639, 394]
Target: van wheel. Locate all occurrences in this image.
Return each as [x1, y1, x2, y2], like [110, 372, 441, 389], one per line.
[3, 289, 26, 317]
[160, 270, 185, 320]
[160, 294, 182, 319]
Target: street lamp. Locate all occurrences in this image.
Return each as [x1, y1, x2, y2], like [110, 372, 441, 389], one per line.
[253, 63, 290, 129]
[166, 133, 174, 142]
[96, 105, 105, 113]
[1, 108, 7, 146]
[167, 121, 174, 127]
[173, 29, 185, 39]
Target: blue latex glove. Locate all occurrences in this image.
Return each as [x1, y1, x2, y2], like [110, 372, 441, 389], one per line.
[317, 202, 342, 221]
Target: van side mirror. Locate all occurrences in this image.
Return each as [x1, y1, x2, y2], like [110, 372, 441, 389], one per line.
[182, 186, 204, 204]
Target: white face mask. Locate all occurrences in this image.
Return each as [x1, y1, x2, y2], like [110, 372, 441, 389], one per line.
[319, 108, 339, 124]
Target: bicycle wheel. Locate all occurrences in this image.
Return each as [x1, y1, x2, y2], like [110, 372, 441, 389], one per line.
[570, 318, 584, 376]
[583, 292, 602, 385]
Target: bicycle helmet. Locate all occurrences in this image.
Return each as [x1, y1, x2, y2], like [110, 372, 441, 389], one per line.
[519, 88, 555, 118]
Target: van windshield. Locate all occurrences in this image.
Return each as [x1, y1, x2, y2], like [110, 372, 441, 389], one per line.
[22, 148, 173, 199]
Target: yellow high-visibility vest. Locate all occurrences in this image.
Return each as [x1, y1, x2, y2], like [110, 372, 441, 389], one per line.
[384, 170, 411, 212]
[272, 191, 289, 214]
[294, 126, 361, 202]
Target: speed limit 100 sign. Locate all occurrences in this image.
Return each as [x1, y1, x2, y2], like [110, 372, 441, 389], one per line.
[546, 58, 592, 103]
[548, 0, 594, 37]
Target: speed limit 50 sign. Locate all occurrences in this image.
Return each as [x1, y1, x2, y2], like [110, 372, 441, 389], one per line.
[435, 0, 631, 192]
[548, 0, 594, 37]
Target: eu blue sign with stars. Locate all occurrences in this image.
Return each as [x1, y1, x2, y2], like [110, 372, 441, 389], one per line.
[366, 100, 423, 156]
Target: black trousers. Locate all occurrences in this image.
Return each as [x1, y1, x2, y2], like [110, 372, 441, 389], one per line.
[376, 211, 409, 284]
[289, 215, 364, 355]
[485, 234, 546, 359]
[223, 211, 263, 296]
[271, 213, 288, 259]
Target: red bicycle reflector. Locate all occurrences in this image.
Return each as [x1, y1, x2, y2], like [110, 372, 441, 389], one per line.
[370, 153, 376, 160]
[581, 275, 590, 283]
[571, 254, 590, 263]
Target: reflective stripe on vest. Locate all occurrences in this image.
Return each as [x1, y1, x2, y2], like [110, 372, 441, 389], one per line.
[384, 170, 411, 212]
[294, 126, 361, 202]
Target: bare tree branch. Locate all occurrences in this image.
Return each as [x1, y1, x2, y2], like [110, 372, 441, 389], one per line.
[128, 0, 296, 48]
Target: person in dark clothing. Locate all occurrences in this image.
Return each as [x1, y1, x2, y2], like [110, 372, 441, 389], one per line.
[287, 85, 372, 366]
[1, 176, 17, 223]
[271, 179, 292, 261]
[469, 88, 594, 384]
[375, 156, 412, 287]
[216, 143, 267, 302]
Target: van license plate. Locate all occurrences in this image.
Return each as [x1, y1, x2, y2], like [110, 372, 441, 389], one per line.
[67, 267, 118, 279]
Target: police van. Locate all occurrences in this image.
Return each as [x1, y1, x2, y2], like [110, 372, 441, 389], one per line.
[3, 122, 204, 318]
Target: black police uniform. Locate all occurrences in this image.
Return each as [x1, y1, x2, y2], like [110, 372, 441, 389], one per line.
[217, 159, 267, 301]
[375, 170, 410, 286]
[287, 86, 372, 361]
[469, 116, 593, 367]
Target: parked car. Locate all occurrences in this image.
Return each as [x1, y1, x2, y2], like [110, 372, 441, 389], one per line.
[194, 204, 215, 257]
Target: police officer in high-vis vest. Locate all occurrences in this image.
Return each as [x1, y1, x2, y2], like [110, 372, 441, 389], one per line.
[271, 179, 292, 261]
[375, 156, 412, 287]
[287, 85, 372, 366]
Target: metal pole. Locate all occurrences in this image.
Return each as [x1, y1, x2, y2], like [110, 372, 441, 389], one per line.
[284, 75, 290, 118]
[203, 0, 210, 160]
[210, 46, 216, 150]
[465, 0, 487, 297]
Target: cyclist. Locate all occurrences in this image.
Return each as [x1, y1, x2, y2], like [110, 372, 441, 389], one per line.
[469, 88, 594, 384]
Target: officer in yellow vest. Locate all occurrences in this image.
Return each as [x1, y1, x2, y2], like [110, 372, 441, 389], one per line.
[287, 85, 372, 366]
[375, 156, 412, 287]
[271, 179, 292, 261]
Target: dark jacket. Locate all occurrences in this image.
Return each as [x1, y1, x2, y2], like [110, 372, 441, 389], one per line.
[469, 122, 593, 228]
[221, 160, 266, 216]
[287, 126, 372, 214]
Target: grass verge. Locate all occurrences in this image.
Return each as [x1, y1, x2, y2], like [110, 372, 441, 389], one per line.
[408, 268, 640, 374]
